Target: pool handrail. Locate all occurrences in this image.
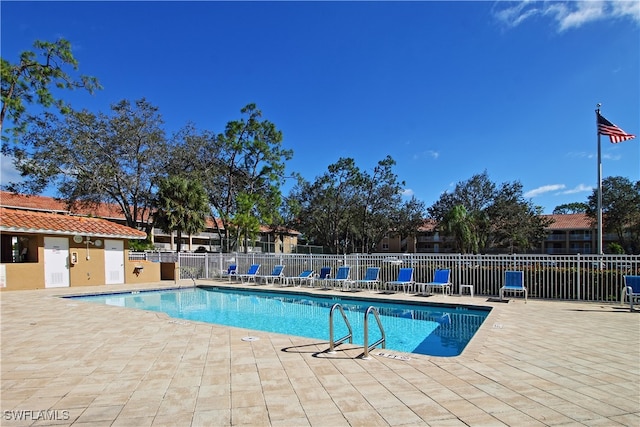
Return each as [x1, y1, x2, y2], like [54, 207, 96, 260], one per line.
[328, 303, 353, 353]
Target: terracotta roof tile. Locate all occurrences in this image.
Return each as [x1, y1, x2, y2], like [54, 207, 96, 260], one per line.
[542, 213, 594, 230]
[0, 208, 147, 239]
[1, 191, 219, 228]
[1, 191, 68, 212]
[417, 219, 438, 232]
[0, 191, 139, 219]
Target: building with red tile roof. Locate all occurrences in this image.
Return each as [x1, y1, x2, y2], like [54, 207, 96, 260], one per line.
[3, 191, 610, 259]
[377, 214, 606, 255]
[0, 191, 300, 255]
[1, 193, 157, 290]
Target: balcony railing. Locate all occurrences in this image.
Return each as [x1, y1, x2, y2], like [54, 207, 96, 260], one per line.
[546, 235, 566, 241]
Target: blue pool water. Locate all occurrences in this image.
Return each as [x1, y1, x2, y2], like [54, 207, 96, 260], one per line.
[70, 287, 490, 357]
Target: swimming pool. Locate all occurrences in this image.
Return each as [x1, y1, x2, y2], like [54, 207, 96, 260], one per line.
[70, 287, 490, 357]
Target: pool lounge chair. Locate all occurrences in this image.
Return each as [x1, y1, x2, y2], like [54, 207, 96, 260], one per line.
[349, 267, 380, 291]
[328, 265, 351, 290]
[221, 264, 237, 281]
[500, 271, 527, 303]
[313, 267, 332, 289]
[386, 268, 414, 293]
[237, 264, 261, 284]
[420, 269, 452, 296]
[622, 275, 640, 311]
[258, 265, 285, 285]
[283, 270, 315, 287]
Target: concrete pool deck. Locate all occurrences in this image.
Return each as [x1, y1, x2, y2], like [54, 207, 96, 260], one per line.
[1, 280, 638, 426]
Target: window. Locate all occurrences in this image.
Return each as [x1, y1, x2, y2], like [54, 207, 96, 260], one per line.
[0, 234, 37, 263]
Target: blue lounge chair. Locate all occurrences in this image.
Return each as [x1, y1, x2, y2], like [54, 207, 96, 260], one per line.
[221, 264, 237, 281]
[386, 268, 414, 293]
[350, 267, 380, 291]
[237, 264, 261, 284]
[328, 265, 351, 290]
[258, 265, 285, 285]
[500, 271, 527, 303]
[284, 270, 315, 287]
[622, 275, 640, 311]
[313, 267, 332, 289]
[420, 269, 452, 296]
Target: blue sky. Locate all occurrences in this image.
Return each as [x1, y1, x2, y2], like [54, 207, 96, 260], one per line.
[1, 1, 638, 214]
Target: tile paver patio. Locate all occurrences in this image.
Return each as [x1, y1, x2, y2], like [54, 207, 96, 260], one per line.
[1, 280, 639, 426]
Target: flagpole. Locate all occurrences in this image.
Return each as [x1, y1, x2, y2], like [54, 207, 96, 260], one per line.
[595, 104, 603, 255]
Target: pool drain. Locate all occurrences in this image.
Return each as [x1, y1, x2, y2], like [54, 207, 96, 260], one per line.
[242, 336, 260, 342]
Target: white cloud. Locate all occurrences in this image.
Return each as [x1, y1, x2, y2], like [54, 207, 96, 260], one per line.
[493, 1, 640, 32]
[560, 184, 593, 195]
[402, 188, 414, 197]
[413, 150, 439, 160]
[567, 151, 592, 159]
[525, 184, 566, 198]
[603, 153, 621, 160]
[567, 151, 620, 160]
[525, 183, 594, 199]
[493, 0, 542, 28]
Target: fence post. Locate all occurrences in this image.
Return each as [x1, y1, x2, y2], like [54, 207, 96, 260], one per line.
[219, 253, 224, 278]
[576, 253, 581, 301]
[176, 252, 182, 282]
[204, 253, 209, 278]
[457, 253, 462, 293]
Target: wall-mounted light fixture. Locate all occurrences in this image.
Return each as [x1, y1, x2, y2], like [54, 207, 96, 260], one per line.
[82, 237, 102, 260]
[134, 264, 144, 276]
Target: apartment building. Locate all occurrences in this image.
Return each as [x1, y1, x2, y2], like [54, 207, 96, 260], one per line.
[377, 213, 616, 255]
[3, 192, 622, 255]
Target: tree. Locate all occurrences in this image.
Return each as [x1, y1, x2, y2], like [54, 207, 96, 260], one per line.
[586, 176, 640, 253]
[167, 104, 292, 252]
[487, 181, 553, 254]
[553, 202, 588, 214]
[390, 196, 426, 253]
[5, 98, 168, 232]
[354, 156, 405, 253]
[290, 156, 411, 254]
[428, 172, 494, 252]
[293, 158, 361, 254]
[429, 171, 496, 219]
[428, 172, 551, 253]
[154, 176, 209, 253]
[441, 205, 476, 253]
[1, 38, 101, 137]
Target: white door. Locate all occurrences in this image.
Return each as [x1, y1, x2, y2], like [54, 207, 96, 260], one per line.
[44, 237, 70, 288]
[104, 239, 124, 285]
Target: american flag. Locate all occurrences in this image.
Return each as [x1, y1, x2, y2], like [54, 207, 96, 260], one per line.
[597, 113, 636, 143]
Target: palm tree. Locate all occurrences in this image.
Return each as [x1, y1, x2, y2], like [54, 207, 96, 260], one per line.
[442, 204, 477, 253]
[154, 176, 209, 253]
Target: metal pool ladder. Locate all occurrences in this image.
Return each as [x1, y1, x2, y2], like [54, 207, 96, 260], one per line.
[328, 303, 386, 359]
[362, 306, 386, 359]
[328, 303, 353, 353]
